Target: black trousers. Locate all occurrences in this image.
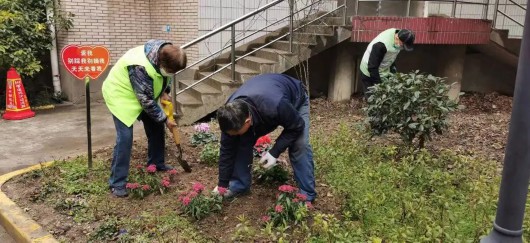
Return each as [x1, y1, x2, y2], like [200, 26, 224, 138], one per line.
[360, 72, 377, 98]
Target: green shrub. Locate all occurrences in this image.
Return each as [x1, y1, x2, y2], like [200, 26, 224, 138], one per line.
[363, 71, 459, 148]
[199, 143, 220, 166]
[253, 164, 289, 185]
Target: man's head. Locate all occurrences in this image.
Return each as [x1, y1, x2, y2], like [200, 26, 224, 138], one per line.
[159, 44, 187, 76]
[217, 99, 252, 136]
[394, 29, 415, 51]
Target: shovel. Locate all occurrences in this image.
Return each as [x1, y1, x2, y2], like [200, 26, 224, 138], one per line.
[161, 99, 192, 173]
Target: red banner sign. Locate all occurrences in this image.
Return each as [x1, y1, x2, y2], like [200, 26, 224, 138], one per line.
[61, 45, 110, 80]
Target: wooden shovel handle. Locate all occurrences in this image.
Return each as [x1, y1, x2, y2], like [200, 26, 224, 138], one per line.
[172, 127, 181, 145]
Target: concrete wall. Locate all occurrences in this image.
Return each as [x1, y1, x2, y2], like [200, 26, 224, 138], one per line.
[56, 0, 199, 103]
[291, 43, 516, 100]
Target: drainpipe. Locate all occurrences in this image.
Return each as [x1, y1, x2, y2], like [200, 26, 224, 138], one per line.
[481, 1, 530, 242]
[46, 1, 62, 95]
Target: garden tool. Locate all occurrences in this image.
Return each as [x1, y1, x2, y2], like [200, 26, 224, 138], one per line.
[161, 99, 192, 172]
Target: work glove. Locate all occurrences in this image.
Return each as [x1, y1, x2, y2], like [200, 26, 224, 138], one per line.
[212, 186, 233, 198]
[259, 152, 277, 169]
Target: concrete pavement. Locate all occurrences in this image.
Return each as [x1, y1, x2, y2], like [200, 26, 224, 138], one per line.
[0, 102, 145, 175]
[0, 102, 145, 242]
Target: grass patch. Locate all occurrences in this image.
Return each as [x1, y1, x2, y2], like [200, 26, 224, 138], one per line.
[311, 124, 508, 242]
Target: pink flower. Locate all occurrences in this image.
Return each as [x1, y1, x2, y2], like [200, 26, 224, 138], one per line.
[305, 201, 314, 209]
[146, 164, 157, 173]
[261, 215, 270, 222]
[141, 185, 151, 191]
[275, 204, 283, 213]
[194, 123, 210, 133]
[278, 185, 297, 193]
[182, 197, 191, 206]
[188, 191, 198, 198]
[168, 169, 177, 175]
[161, 180, 170, 188]
[192, 182, 205, 193]
[126, 183, 139, 189]
[163, 176, 170, 181]
[217, 187, 228, 196]
[296, 193, 307, 201]
[293, 198, 299, 203]
[135, 164, 143, 170]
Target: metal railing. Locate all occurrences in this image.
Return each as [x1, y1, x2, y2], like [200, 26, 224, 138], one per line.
[493, 0, 526, 27]
[355, 0, 491, 19]
[171, 0, 347, 117]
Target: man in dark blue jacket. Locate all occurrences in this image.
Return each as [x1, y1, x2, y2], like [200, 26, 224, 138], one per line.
[212, 73, 316, 202]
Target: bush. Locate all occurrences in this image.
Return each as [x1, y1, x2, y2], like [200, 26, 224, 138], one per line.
[199, 143, 219, 166]
[253, 164, 289, 185]
[126, 164, 177, 199]
[363, 71, 459, 148]
[178, 182, 223, 220]
[262, 185, 311, 227]
[190, 123, 217, 146]
[0, 0, 73, 76]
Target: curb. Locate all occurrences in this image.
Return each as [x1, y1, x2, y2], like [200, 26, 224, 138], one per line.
[0, 162, 58, 243]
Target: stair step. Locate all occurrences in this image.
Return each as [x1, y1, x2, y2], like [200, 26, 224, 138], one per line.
[272, 40, 315, 52]
[237, 55, 278, 73]
[179, 79, 221, 94]
[253, 48, 294, 61]
[240, 55, 277, 65]
[218, 64, 260, 81]
[198, 72, 238, 86]
[177, 92, 202, 106]
[299, 25, 335, 35]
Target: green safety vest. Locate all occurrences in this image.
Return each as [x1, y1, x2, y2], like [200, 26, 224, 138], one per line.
[360, 28, 401, 78]
[102, 46, 165, 127]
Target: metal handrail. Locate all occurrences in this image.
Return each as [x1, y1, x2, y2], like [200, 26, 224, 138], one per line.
[175, 2, 346, 97]
[355, 0, 490, 18]
[173, 1, 323, 78]
[497, 9, 525, 27]
[180, 0, 283, 49]
[492, 0, 526, 28]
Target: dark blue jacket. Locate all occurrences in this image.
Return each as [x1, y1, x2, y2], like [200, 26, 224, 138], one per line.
[218, 73, 307, 188]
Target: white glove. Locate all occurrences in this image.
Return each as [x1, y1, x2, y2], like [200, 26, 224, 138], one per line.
[259, 152, 277, 169]
[212, 186, 233, 197]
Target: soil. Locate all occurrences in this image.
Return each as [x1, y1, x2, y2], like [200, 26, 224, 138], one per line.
[2, 93, 512, 242]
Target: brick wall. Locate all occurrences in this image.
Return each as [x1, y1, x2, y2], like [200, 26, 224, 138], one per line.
[57, 0, 198, 65]
[56, 0, 199, 103]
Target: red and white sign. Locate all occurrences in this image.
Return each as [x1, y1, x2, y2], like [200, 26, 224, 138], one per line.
[61, 45, 110, 80]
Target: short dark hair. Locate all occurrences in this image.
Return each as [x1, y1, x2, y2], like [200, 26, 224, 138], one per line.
[217, 99, 250, 132]
[159, 44, 187, 73]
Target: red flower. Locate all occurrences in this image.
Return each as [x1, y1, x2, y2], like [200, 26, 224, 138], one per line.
[192, 182, 205, 193]
[261, 215, 271, 222]
[161, 179, 170, 188]
[275, 204, 283, 213]
[278, 185, 297, 193]
[182, 197, 191, 206]
[188, 191, 198, 198]
[168, 169, 177, 175]
[305, 201, 314, 209]
[217, 187, 228, 196]
[296, 193, 307, 201]
[126, 183, 139, 189]
[141, 185, 151, 191]
[146, 164, 157, 173]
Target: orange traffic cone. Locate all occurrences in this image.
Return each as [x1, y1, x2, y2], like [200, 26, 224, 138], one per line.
[3, 67, 35, 120]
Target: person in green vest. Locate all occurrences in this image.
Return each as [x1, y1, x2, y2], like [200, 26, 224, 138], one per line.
[102, 40, 187, 197]
[359, 28, 415, 96]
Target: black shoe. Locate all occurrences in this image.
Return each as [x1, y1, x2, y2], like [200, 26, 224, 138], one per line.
[111, 187, 128, 197]
[156, 164, 174, 171]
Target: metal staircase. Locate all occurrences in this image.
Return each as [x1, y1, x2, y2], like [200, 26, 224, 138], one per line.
[171, 0, 351, 125]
